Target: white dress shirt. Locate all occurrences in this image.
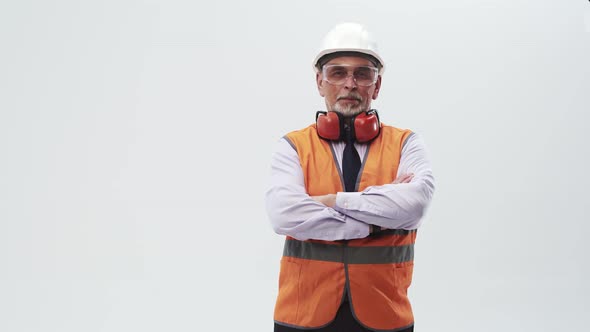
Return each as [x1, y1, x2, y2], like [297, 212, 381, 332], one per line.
[265, 131, 435, 241]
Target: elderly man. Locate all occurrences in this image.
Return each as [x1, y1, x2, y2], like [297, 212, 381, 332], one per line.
[266, 22, 435, 332]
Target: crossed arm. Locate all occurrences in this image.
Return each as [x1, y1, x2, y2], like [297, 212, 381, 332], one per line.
[310, 173, 415, 208]
[309, 173, 415, 233]
[265, 134, 435, 241]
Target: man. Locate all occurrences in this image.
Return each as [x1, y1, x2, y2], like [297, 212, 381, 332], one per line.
[265, 22, 435, 332]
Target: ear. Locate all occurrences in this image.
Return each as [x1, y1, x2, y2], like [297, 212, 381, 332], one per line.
[371, 75, 382, 100]
[316, 72, 325, 97]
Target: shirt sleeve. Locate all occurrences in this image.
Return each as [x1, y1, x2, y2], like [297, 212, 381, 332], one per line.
[265, 138, 371, 241]
[333, 133, 436, 230]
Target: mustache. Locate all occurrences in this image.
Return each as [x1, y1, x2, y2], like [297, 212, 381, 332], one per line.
[337, 93, 362, 102]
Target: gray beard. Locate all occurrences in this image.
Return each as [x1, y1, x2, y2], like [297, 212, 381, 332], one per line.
[331, 102, 367, 117]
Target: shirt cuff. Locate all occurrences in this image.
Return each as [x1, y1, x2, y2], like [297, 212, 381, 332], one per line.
[334, 192, 372, 239]
[352, 221, 371, 239]
[334, 192, 362, 212]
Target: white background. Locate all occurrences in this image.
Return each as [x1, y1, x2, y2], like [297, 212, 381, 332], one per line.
[1, 1, 589, 331]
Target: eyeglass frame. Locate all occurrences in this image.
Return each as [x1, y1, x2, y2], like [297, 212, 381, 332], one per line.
[321, 64, 380, 87]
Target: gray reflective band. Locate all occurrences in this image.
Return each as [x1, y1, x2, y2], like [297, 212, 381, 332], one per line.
[284, 240, 344, 263]
[328, 142, 345, 190]
[355, 144, 371, 191]
[283, 239, 414, 265]
[348, 245, 413, 264]
[282, 136, 297, 152]
[401, 131, 415, 150]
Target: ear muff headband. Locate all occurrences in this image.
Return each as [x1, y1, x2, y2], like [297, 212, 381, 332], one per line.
[316, 110, 381, 143]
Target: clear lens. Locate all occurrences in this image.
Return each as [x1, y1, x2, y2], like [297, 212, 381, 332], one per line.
[322, 65, 378, 86]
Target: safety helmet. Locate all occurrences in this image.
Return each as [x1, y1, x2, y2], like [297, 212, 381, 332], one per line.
[313, 22, 385, 75]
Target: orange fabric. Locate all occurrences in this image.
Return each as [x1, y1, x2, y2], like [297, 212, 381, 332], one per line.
[274, 124, 416, 331]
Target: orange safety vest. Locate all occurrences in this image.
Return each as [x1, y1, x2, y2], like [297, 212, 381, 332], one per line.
[274, 123, 416, 331]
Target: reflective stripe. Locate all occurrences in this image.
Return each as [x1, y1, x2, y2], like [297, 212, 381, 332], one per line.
[284, 239, 344, 263]
[355, 143, 371, 191]
[282, 136, 297, 152]
[328, 142, 345, 192]
[348, 245, 413, 264]
[402, 131, 415, 150]
[283, 239, 414, 265]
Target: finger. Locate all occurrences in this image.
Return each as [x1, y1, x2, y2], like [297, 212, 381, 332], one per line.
[403, 173, 414, 183]
[395, 174, 411, 183]
[394, 173, 414, 184]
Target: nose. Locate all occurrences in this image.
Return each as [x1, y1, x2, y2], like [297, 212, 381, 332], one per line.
[343, 74, 358, 89]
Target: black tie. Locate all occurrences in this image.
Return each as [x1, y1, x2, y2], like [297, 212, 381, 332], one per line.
[342, 131, 361, 192]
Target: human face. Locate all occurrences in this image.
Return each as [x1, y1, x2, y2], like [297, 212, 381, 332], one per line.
[316, 56, 382, 117]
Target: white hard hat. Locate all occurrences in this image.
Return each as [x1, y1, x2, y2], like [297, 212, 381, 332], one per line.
[313, 22, 385, 75]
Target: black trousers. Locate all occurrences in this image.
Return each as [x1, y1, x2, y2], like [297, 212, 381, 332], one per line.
[274, 303, 413, 332]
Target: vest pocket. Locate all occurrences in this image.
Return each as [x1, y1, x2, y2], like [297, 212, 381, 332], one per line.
[394, 263, 414, 291]
[275, 258, 302, 324]
[347, 263, 415, 329]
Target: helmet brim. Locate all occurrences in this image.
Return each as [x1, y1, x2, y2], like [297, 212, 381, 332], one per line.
[313, 49, 385, 75]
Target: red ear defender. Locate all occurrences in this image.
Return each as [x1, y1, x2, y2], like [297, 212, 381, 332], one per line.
[316, 110, 381, 142]
[316, 111, 345, 141]
[353, 110, 381, 143]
